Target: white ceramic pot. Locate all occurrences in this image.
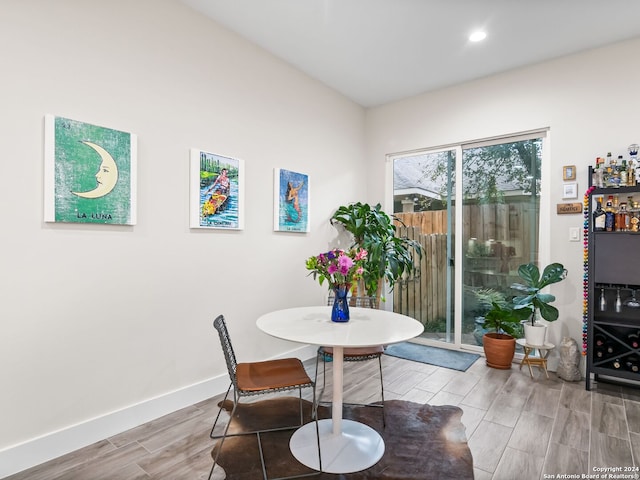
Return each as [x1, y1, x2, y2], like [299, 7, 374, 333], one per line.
[523, 322, 547, 346]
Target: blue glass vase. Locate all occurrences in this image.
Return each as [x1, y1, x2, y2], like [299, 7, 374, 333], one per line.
[331, 284, 350, 322]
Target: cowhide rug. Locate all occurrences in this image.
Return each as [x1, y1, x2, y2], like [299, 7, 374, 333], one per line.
[210, 397, 473, 480]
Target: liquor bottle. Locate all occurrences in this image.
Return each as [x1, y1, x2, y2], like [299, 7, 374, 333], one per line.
[626, 196, 635, 230]
[616, 202, 627, 232]
[628, 160, 636, 187]
[619, 157, 628, 186]
[605, 196, 616, 231]
[615, 288, 623, 313]
[599, 157, 610, 186]
[628, 331, 640, 349]
[629, 144, 640, 184]
[593, 197, 606, 232]
[608, 153, 621, 187]
[625, 355, 640, 373]
[596, 158, 606, 187]
[600, 287, 607, 311]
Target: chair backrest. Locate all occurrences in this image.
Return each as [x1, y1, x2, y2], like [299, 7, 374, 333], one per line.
[213, 315, 238, 387]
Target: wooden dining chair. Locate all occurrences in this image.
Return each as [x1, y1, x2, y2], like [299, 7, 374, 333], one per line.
[315, 296, 386, 425]
[209, 314, 321, 480]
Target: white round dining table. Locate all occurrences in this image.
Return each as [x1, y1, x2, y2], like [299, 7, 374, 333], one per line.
[256, 305, 424, 474]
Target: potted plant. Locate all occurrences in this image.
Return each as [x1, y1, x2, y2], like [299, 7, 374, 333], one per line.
[330, 202, 422, 302]
[467, 287, 508, 346]
[511, 262, 568, 346]
[482, 302, 523, 369]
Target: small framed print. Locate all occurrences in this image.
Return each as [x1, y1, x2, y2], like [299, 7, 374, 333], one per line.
[563, 182, 578, 199]
[273, 168, 309, 232]
[563, 165, 576, 181]
[190, 149, 244, 230]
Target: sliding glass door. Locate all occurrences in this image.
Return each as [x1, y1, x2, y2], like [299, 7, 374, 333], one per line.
[391, 132, 545, 350]
[392, 148, 457, 344]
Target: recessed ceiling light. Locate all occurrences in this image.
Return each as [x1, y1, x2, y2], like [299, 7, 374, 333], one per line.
[469, 31, 487, 42]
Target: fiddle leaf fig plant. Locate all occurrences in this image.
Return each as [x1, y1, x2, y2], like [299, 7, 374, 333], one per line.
[482, 302, 522, 338]
[511, 262, 568, 326]
[331, 202, 422, 298]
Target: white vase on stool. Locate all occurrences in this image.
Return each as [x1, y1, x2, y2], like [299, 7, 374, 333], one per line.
[523, 322, 547, 346]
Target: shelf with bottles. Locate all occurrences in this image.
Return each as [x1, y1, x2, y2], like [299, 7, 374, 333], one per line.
[590, 144, 639, 189]
[591, 190, 640, 233]
[594, 283, 640, 326]
[592, 324, 640, 376]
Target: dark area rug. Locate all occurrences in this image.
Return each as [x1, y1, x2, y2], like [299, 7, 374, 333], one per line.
[384, 342, 480, 371]
[211, 397, 473, 480]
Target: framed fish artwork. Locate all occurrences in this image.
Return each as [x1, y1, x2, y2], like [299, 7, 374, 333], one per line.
[44, 115, 137, 225]
[273, 168, 309, 233]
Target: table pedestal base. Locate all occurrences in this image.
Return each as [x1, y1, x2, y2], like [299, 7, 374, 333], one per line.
[290, 418, 384, 473]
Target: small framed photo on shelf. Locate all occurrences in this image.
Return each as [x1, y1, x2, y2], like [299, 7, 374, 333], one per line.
[563, 182, 578, 199]
[563, 165, 576, 181]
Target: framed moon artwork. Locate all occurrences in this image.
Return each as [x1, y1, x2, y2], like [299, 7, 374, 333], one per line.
[189, 148, 245, 230]
[273, 168, 309, 232]
[44, 115, 137, 225]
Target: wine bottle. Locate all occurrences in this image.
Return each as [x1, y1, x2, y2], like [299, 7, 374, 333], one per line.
[599, 288, 607, 312]
[612, 358, 622, 369]
[594, 333, 606, 347]
[628, 331, 640, 349]
[615, 288, 623, 313]
[625, 355, 639, 373]
[595, 347, 605, 359]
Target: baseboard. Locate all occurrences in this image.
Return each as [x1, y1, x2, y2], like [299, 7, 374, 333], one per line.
[0, 344, 316, 479]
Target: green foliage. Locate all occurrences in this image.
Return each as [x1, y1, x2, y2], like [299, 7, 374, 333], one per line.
[427, 139, 542, 205]
[331, 202, 422, 297]
[511, 262, 568, 326]
[482, 302, 523, 337]
[469, 287, 507, 317]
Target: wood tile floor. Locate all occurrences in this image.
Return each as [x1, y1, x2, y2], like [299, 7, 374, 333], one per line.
[6, 353, 640, 480]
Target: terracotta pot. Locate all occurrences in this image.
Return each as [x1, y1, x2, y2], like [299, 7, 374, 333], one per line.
[483, 332, 516, 369]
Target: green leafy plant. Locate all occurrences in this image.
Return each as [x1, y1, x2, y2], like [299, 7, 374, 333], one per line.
[482, 302, 522, 338]
[469, 287, 507, 317]
[330, 202, 422, 298]
[511, 262, 568, 326]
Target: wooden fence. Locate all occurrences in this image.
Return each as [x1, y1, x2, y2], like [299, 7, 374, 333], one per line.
[392, 202, 539, 324]
[393, 227, 448, 324]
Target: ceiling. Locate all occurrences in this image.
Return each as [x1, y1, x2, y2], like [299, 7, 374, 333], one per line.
[180, 0, 640, 107]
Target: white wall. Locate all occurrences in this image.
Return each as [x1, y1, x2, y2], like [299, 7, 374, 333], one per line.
[5, 1, 640, 475]
[0, 1, 366, 475]
[365, 37, 640, 369]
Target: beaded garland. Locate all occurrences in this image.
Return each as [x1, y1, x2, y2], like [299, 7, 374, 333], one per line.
[582, 185, 596, 355]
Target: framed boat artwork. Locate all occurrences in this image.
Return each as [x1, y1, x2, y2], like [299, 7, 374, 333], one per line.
[44, 115, 137, 225]
[190, 149, 244, 230]
[273, 168, 309, 232]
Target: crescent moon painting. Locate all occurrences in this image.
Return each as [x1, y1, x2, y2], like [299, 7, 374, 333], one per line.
[72, 141, 119, 199]
[44, 115, 137, 225]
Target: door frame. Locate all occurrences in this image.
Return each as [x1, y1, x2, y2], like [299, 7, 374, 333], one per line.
[385, 129, 551, 353]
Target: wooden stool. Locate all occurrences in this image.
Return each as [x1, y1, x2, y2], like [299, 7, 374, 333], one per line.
[516, 338, 555, 379]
